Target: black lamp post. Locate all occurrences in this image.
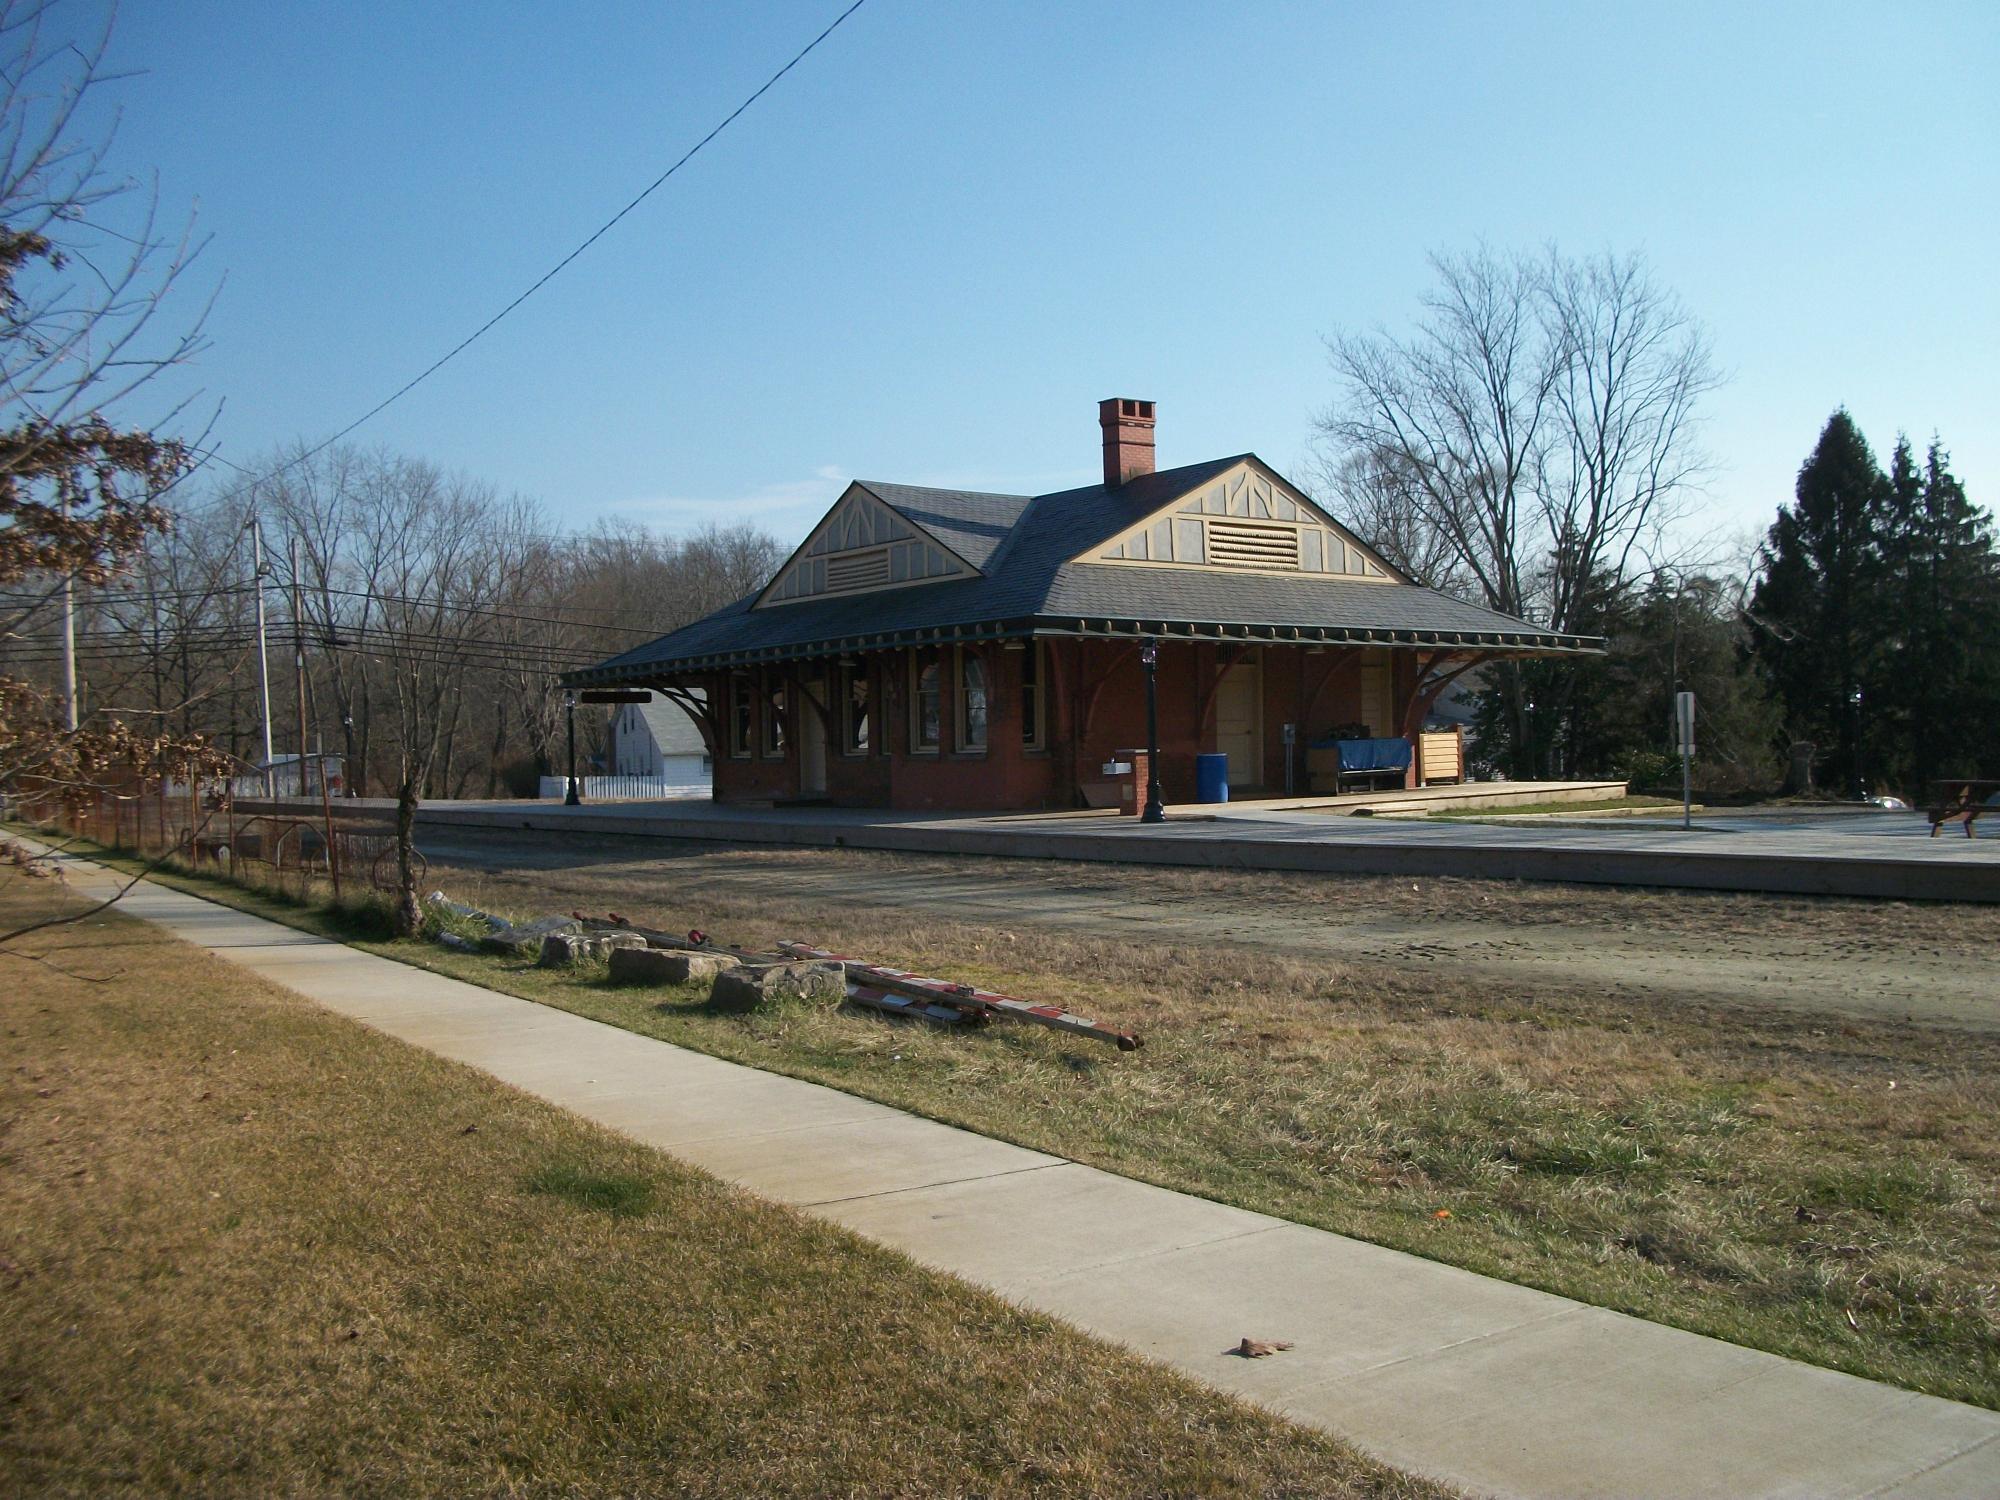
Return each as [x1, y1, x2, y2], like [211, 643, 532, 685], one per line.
[1849, 686, 1866, 800]
[563, 690, 582, 805]
[1140, 639, 1166, 823]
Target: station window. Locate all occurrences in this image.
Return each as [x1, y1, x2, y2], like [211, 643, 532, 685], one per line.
[840, 660, 870, 755]
[1019, 641, 1045, 750]
[957, 648, 988, 752]
[910, 649, 942, 753]
[728, 674, 753, 758]
[760, 673, 786, 758]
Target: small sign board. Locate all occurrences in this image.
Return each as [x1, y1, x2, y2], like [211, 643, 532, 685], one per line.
[580, 689, 653, 705]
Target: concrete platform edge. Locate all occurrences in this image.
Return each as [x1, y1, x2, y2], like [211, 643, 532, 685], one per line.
[405, 805, 2000, 903]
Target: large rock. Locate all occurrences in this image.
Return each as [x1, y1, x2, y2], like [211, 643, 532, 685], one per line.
[538, 930, 647, 968]
[708, 960, 846, 1013]
[537, 932, 586, 968]
[483, 914, 580, 957]
[658, 950, 741, 985]
[608, 945, 739, 987]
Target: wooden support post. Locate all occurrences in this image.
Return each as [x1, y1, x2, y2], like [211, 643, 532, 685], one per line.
[319, 760, 340, 899]
[1400, 653, 1498, 785]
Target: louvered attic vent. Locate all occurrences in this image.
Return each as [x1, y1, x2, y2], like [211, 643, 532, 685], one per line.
[824, 547, 891, 593]
[1207, 519, 1300, 569]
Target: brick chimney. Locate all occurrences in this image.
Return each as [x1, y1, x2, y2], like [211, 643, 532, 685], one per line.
[1099, 397, 1156, 488]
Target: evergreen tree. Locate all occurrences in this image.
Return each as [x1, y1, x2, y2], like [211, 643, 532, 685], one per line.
[1879, 440, 2000, 790]
[1750, 412, 1893, 795]
[1566, 573, 1780, 795]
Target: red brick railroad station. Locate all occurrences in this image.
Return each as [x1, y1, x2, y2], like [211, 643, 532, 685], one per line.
[569, 400, 1599, 812]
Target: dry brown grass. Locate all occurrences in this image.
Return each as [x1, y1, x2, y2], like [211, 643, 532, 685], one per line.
[0, 867, 1448, 1499]
[411, 847, 2000, 1410]
[48, 829, 2000, 1411]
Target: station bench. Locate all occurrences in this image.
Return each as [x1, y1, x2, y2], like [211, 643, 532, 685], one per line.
[1307, 736, 1413, 795]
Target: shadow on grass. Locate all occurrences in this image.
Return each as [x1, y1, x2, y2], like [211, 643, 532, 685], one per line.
[523, 1162, 658, 1219]
[594, 972, 752, 1020]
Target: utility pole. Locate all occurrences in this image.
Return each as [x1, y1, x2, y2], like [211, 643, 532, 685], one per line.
[59, 498, 78, 731]
[290, 535, 311, 800]
[251, 518, 276, 795]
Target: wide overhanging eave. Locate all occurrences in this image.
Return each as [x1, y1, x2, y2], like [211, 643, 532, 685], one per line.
[559, 617, 1604, 687]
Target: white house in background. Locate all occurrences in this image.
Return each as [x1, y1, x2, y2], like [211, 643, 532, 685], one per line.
[606, 694, 712, 795]
[233, 753, 344, 797]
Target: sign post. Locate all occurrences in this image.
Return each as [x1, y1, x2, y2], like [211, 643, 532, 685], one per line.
[1674, 691, 1696, 829]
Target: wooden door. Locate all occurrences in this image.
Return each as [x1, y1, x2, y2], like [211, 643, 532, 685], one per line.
[1214, 660, 1262, 787]
[798, 680, 828, 795]
[1360, 653, 1392, 737]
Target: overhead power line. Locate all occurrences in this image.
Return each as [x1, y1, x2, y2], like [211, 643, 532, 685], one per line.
[179, 0, 871, 498]
[311, 587, 660, 636]
[8, 583, 678, 638]
[4, 634, 608, 676]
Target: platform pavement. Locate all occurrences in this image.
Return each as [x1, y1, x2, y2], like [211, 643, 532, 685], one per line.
[29, 840, 2000, 1498]
[330, 792, 2000, 903]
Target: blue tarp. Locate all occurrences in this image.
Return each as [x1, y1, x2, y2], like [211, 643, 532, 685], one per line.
[1310, 736, 1412, 772]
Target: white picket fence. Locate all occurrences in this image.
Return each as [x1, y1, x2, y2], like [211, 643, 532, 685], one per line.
[536, 775, 709, 802]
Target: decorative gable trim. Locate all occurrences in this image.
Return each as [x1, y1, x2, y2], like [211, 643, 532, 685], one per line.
[1082, 459, 1402, 582]
[757, 483, 978, 608]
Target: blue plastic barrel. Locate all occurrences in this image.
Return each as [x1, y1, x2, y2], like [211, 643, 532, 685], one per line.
[1195, 753, 1230, 803]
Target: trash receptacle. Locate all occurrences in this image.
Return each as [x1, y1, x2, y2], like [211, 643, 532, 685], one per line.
[1196, 752, 1229, 804]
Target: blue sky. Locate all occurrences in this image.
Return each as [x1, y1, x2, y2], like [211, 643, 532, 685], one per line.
[94, 1, 1998, 553]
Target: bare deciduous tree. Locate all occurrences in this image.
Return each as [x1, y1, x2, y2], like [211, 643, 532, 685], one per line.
[1314, 246, 1718, 774]
[1299, 445, 1479, 598]
[1538, 251, 1717, 635]
[0, 0, 211, 625]
[0, 0, 223, 868]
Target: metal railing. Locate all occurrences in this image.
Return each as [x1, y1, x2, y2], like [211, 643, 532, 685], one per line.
[535, 774, 710, 802]
[13, 771, 423, 899]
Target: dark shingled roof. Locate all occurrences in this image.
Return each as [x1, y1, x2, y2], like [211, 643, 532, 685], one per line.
[571, 455, 1599, 683]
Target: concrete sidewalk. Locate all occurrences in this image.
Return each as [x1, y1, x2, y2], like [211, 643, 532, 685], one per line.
[45, 849, 2000, 1498]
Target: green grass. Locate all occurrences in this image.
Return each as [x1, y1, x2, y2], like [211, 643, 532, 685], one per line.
[523, 1162, 660, 1218]
[0, 864, 1444, 1498]
[1425, 794, 1685, 818]
[29, 825, 2000, 1413]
